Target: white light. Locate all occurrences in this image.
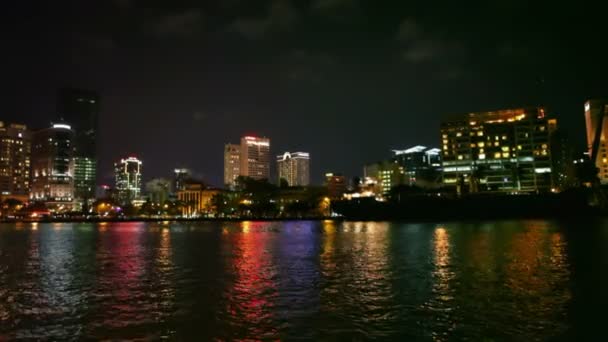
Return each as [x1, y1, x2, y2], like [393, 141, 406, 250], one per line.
[534, 167, 552, 174]
[393, 145, 427, 155]
[53, 124, 71, 130]
[585, 102, 590, 112]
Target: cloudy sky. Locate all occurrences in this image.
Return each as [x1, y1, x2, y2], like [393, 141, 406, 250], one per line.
[1, 0, 607, 185]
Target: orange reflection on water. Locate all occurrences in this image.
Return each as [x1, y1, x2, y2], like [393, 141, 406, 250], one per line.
[432, 226, 453, 300]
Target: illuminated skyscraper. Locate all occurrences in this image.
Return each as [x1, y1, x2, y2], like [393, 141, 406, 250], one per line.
[31, 123, 75, 210]
[57, 88, 99, 201]
[0, 122, 31, 201]
[223, 144, 241, 187]
[114, 156, 142, 205]
[441, 107, 554, 193]
[240, 136, 270, 180]
[584, 99, 608, 183]
[277, 152, 310, 186]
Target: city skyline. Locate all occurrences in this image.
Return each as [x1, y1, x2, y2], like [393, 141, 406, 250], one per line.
[2, 1, 607, 186]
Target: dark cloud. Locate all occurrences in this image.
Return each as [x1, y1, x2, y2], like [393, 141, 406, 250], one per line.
[396, 18, 465, 65]
[396, 18, 421, 42]
[283, 49, 337, 82]
[229, 0, 298, 40]
[152, 9, 204, 38]
[312, 0, 357, 12]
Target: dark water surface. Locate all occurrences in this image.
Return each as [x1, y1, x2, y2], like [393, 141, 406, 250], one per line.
[1, 220, 607, 340]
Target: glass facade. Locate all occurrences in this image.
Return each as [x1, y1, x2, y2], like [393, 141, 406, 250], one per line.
[277, 152, 310, 186]
[114, 157, 142, 205]
[441, 107, 554, 193]
[31, 124, 75, 209]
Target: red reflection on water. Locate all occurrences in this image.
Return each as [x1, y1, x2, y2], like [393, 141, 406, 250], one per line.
[222, 221, 278, 339]
[94, 222, 146, 327]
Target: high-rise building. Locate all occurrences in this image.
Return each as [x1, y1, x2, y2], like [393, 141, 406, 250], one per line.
[363, 160, 403, 196]
[224, 144, 241, 187]
[57, 88, 100, 201]
[584, 99, 608, 183]
[240, 136, 270, 180]
[277, 152, 310, 186]
[325, 173, 347, 199]
[441, 107, 554, 193]
[31, 123, 75, 210]
[174, 168, 191, 192]
[392, 146, 442, 187]
[114, 156, 142, 205]
[0, 122, 31, 201]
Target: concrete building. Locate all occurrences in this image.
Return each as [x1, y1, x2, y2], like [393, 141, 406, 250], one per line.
[363, 160, 403, 196]
[441, 107, 554, 194]
[277, 152, 310, 186]
[0, 122, 31, 202]
[114, 156, 142, 205]
[584, 99, 608, 183]
[31, 123, 75, 210]
[392, 146, 442, 188]
[177, 182, 221, 217]
[325, 173, 347, 199]
[223, 144, 240, 187]
[240, 136, 270, 180]
[57, 88, 99, 202]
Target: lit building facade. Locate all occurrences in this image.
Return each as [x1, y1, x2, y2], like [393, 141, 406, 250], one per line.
[114, 156, 142, 205]
[31, 123, 75, 209]
[277, 152, 310, 186]
[584, 99, 608, 183]
[57, 88, 99, 201]
[0, 122, 31, 201]
[392, 146, 442, 187]
[441, 107, 554, 193]
[177, 182, 221, 217]
[223, 144, 240, 187]
[240, 136, 270, 180]
[363, 160, 403, 196]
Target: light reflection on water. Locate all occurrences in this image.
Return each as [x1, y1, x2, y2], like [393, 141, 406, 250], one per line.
[0, 219, 607, 340]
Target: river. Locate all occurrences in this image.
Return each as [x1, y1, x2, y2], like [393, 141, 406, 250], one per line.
[1, 219, 607, 340]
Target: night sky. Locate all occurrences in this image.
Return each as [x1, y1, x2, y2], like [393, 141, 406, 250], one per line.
[2, 0, 608, 186]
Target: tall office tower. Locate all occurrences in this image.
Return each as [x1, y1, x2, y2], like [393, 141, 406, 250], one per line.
[31, 123, 75, 210]
[0, 122, 31, 201]
[114, 156, 142, 205]
[57, 88, 99, 202]
[174, 168, 191, 192]
[224, 144, 241, 188]
[277, 152, 310, 186]
[240, 136, 270, 180]
[441, 107, 554, 193]
[584, 99, 608, 183]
